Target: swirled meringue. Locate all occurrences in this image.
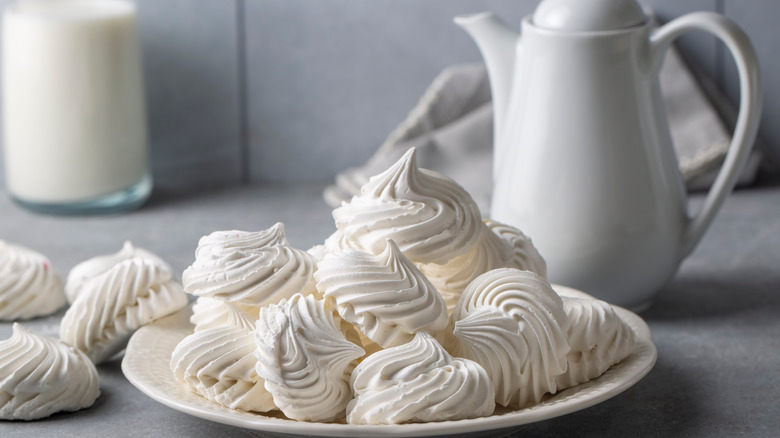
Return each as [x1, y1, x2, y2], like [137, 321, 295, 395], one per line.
[60, 256, 188, 363]
[171, 304, 275, 413]
[0, 324, 99, 420]
[333, 147, 483, 265]
[347, 331, 494, 425]
[254, 294, 364, 422]
[183, 225, 319, 308]
[485, 220, 547, 278]
[65, 241, 168, 303]
[556, 297, 636, 389]
[193, 223, 288, 260]
[0, 240, 65, 321]
[450, 268, 570, 408]
[315, 240, 448, 348]
[418, 229, 511, 314]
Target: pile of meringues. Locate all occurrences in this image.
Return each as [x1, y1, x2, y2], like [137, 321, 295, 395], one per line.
[171, 148, 637, 425]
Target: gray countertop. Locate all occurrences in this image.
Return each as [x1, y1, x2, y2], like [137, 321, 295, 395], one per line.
[1, 182, 779, 437]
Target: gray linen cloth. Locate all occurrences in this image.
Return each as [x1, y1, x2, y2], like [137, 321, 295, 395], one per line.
[324, 46, 758, 211]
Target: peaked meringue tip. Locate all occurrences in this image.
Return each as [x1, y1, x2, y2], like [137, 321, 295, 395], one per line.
[121, 240, 136, 253]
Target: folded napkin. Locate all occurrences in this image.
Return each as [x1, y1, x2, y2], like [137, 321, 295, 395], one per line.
[324, 46, 759, 211]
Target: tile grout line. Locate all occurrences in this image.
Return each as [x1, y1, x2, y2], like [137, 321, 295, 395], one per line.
[236, 0, 250, 184]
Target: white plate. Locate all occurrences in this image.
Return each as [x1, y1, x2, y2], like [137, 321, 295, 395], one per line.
[122, 286, 656, 437]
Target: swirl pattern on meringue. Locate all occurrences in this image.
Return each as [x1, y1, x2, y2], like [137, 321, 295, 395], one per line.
[65, 241, 168, 304]
[183, 226, 319, 308]
[418, 229, 511, 314]
[190, 297, 259, 333]
[556, 297, 636, 389]
[60, 256, 188, 364]
[485, 220, 547, 278]
[171, 305, 275, 413]
[347, 331, 495, 425]
[254, 294, 364, 422]
[315, 240, 448, 348]
[0, 324, 99, 420]
[333, 147, 483, 265]
[0, 240, 65, 321]
[451, 268, 570, 408]
[193, 223, 288, 260]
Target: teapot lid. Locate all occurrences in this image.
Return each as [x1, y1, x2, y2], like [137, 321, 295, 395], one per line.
[533, 0, 646, 31]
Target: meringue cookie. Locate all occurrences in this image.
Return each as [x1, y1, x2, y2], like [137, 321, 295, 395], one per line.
[418, 229, 511, 314]
[171, 304, 275, 413]
[450, 268, 570, 408]
[65, 241, 168, 304]
[0, 240, 65, 321]
[193, 223, 288, 260]
[0, 324, 99, 420]
[333, 147, 483, 265]
[254, 294, 364, 422]
[60, 256, 188, 363]
[315, 240, 448, 348]
[485, 220, 547, 278]
[556, 297, 636, 389]
[183, 225, 319, 308]
[347, 331, 495, 425]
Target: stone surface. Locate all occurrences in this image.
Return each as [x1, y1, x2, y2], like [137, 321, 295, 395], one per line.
[1, 181, 779, 437]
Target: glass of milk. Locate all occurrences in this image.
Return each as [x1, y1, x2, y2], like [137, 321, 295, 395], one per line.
[2, 0, 151, 214]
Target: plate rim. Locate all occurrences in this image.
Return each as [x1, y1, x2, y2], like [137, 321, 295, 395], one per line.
[122, 286, 657, 437]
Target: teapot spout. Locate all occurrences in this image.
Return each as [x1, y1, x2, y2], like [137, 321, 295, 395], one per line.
[455, 12, 520, 144]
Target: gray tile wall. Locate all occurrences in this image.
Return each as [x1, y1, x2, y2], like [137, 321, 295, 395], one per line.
[243, 0, 536, 183]
[722, 0, 780, 168]
[133, 0, 243, 190]
[0, 0, 776, 191]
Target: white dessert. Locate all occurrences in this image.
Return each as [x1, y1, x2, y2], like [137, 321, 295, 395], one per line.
[314, 239, 448, 348]
[347, 331, 495, 425]
[486, 220, 548, 278]
[450, 268, 570, 409]
[0, 240, 65, 321]
[192, 223, 288, 257]
[327, 148, 548, 313]
[190, 297, 259, 333]
[333, 147, 483, 265]
[171, 304, 275, 413]
[307, 229, 354, 261]
[0, 323, 99, 420]
[168, 147, 640, 424]
[65, 241, 167, 304]
[183, 224, 319, 309]
[254, 294, 364, 422]
[60, 254, 188, 363]
[190, 297, 232, 332]
[417, 229, 511, 313]
[556, 297, 636, 389]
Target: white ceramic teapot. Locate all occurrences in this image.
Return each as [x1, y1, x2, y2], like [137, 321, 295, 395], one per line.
[456, 0, 762, 310]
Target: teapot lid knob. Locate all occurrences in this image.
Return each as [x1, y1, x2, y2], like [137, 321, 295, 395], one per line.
[533, 0, 646, 31]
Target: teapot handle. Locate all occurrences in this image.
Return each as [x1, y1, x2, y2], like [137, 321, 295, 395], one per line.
[649, 12, 762, 259]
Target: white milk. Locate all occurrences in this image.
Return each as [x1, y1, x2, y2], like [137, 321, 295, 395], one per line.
[2, 0, 148, 205]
